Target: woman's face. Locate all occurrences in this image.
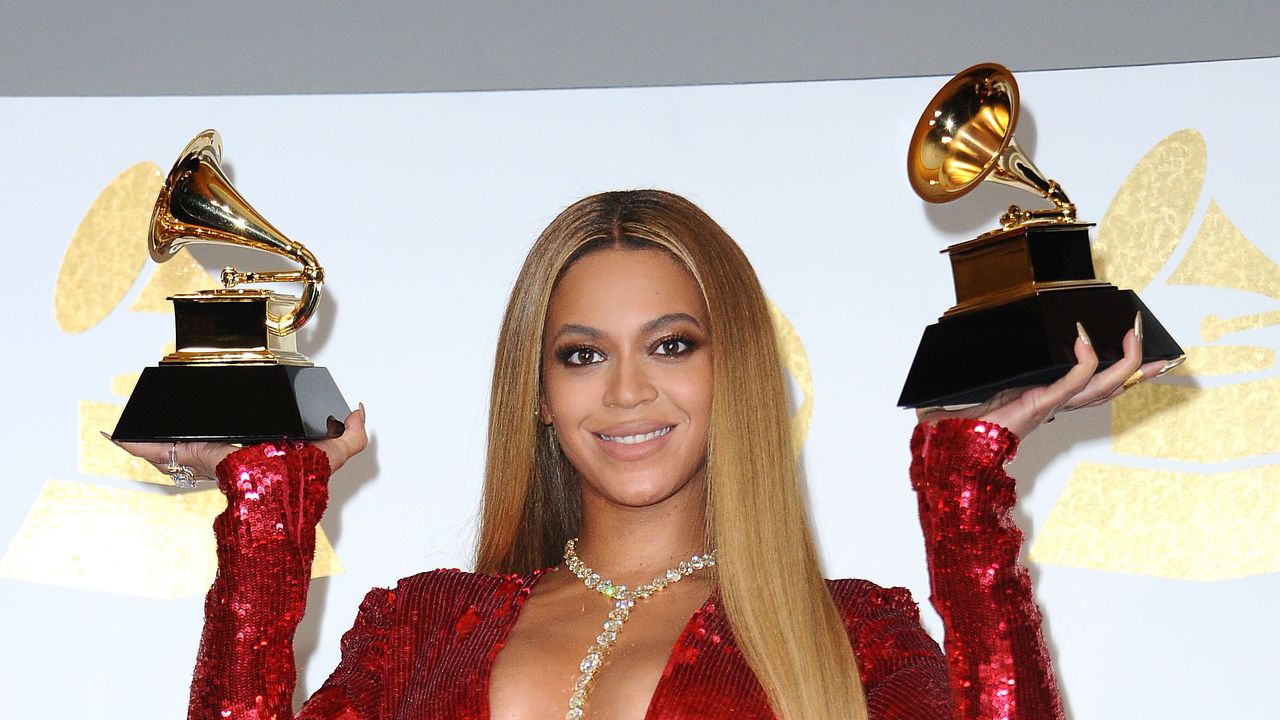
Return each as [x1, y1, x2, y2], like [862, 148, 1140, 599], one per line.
[541, 247, 713, 511]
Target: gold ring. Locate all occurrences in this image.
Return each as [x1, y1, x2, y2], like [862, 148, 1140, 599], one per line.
[1121, 369, 1146, 390]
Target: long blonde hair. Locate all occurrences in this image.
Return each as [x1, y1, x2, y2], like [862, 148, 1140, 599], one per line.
[475, 190, 868, 719]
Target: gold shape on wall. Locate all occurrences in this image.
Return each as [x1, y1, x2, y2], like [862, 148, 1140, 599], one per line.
[1029, 462, 1279, 582]
[1111, 377, 1280, 463]
[110, 372, 142, 398]
[130, 247, 220, 313]
[54, 163, 163, 333]
[1170, 201, 1280, 303]
[1034, 128, 1279, 581]
[80, 400, 162, 484]
[1092, 129, 1206, 292]
[0, 480, 342, 599]
[1162, 345, 1274, 377]
[768, 301, 814, 453]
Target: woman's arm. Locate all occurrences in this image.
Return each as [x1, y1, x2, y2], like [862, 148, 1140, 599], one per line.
[107, 409, 372, 719]
[910, 418, 1061, 720]
[906, 317, 1168, 718]
[188, 440, 335, 719]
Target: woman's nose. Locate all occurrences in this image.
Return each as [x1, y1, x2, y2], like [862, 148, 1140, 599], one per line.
[603, 356, 658, 408]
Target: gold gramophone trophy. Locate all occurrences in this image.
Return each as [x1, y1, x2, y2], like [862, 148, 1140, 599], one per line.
[897, 63, 1183, 407]
[112, 130, 349, 442]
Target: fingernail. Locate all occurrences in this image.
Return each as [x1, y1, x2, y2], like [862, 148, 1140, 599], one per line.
[1155, 355, 1186, 377]
[1076, 322, 1092, 347]
[98, 430, 119, 445]
[1134, 312, 1144, 345]
[357, 401, 366, 416]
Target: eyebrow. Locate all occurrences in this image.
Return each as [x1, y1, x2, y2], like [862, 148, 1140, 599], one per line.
[549, 313, 704, 343]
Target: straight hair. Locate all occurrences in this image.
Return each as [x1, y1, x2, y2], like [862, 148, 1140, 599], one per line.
[475, 190, 868, 719]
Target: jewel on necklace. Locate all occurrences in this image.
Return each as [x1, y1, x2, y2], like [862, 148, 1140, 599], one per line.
[561, 538, 717, 720]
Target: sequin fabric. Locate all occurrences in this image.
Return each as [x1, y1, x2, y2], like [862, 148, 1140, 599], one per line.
[189, 441, 331, 720]
[911, 419, 1065, 720]
[191, 419, 1061, 719]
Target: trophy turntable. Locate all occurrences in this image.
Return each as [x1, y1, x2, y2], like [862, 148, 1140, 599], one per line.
[898, 64, 1184, 408]
[112, 130, 350, 443]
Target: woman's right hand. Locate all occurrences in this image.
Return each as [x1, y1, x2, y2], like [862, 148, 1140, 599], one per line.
[111, 403, 369, 482]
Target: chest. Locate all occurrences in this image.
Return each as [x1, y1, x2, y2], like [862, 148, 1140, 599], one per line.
[382, 580, 774, 719]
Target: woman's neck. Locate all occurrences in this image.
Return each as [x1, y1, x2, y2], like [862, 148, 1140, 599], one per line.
[573, 483, 709, 587]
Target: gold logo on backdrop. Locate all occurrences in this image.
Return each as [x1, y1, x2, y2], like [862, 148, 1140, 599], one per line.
[1029, 130, 1280, 581]
[0, 164, 342, 599]
[769, 301, 815, 454]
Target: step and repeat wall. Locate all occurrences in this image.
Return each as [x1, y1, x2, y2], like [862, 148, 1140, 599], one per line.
[2, 57, 1276, 717]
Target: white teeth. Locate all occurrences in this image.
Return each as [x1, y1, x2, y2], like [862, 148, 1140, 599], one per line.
[599, 426, 672, 445]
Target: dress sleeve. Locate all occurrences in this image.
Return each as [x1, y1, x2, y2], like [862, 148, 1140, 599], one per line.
[910, 418, 1065, 720]
[830, 581, 951, 720]
[189, 441, 358, 720]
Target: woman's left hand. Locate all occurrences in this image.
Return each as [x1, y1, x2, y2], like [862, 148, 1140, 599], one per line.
[916, 315, 1173, 439]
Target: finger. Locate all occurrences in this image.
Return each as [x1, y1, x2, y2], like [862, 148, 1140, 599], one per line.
[1063, 327, 1142, 410]
[109, 437, 172, 466]
[1075, 357, 1170, 410]
[315, 404, 368, 472]
[1036, 325, 1101, 417]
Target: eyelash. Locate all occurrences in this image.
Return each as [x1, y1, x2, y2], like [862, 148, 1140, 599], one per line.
[554, 334, 699, 367]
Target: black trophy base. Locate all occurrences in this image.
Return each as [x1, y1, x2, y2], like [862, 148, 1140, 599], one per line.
[898, 287, 1183, 408]
[112, 365, 350, 443]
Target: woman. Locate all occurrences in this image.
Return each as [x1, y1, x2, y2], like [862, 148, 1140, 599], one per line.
[121, 190, 1164, 719]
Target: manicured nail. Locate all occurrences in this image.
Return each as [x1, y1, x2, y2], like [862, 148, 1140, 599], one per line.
[98, 430, 118, 444]
[357, 401, 366, 416]
[1076, 322, 1092, 347]
[1134, 312, 1144, 345]
[1122, 369, 1146, 390]
[1155, 355, 1186, 377]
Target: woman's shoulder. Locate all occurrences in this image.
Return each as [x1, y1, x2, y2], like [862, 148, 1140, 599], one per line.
[823, 577, 922, 622]
[823, 578, 943, 685]
[353, 567, 542, 622]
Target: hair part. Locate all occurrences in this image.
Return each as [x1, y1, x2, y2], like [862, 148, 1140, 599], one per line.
[476, 190, 868, 719]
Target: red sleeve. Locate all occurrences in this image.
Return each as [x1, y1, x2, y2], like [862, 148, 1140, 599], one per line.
[188, 441, 341, 720]
[829, 581, 951, 720]
[910, 418, 1065, 720]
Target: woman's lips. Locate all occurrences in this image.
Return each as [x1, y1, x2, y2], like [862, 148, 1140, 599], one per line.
[593, 424, 675, 460]
[597, 426, 672, 445]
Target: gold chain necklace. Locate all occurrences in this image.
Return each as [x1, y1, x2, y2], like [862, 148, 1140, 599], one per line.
[560, 538, 717, 720]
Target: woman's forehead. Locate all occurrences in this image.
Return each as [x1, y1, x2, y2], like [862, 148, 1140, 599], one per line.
[546, 248, 708, 330]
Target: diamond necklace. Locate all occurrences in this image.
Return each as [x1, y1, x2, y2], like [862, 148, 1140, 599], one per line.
[560, 538, 717, 720]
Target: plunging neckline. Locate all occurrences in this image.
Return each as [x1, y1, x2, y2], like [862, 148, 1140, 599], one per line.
[483, 569, 717, 720]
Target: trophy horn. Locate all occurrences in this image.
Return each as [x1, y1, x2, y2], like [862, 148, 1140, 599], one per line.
[149, 129, 323, 336]
[907, 63, 1075, 228]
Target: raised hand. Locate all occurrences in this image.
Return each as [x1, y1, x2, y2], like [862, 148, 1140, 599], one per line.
[109, 404, 368, 482]
[917, 314, 1176, 439]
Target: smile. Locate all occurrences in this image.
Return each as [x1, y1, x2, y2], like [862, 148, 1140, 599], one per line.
[597, 426, 673, 445]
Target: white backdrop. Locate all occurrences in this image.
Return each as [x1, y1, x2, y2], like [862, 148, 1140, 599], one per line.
[2, 58, 1277, 717]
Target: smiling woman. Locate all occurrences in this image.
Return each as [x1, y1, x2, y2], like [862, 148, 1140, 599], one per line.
[118, 189, 1157, 719]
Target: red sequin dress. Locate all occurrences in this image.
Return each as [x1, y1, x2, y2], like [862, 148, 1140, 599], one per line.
[191, 419, 1061, 719]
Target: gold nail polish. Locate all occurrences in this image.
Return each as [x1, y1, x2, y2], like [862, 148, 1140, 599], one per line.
[1076, 322, 1092, 347]
[1134, 312, 1144, 345]
[1155, 355, 1186, 377]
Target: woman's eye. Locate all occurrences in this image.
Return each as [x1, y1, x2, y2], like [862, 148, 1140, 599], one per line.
[564, 348, 604, 366]
[654, 338, 692, 356]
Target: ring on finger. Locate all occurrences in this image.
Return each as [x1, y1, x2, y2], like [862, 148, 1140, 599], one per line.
[165, 443, 199, 489]
[1122, 369, 1146, 391]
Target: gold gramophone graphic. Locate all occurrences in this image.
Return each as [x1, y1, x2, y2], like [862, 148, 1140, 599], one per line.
[112, 130, 349, 444]
[898, 63, 1184, 407]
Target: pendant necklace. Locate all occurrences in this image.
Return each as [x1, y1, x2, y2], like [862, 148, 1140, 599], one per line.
[561, 538, 717, 720]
